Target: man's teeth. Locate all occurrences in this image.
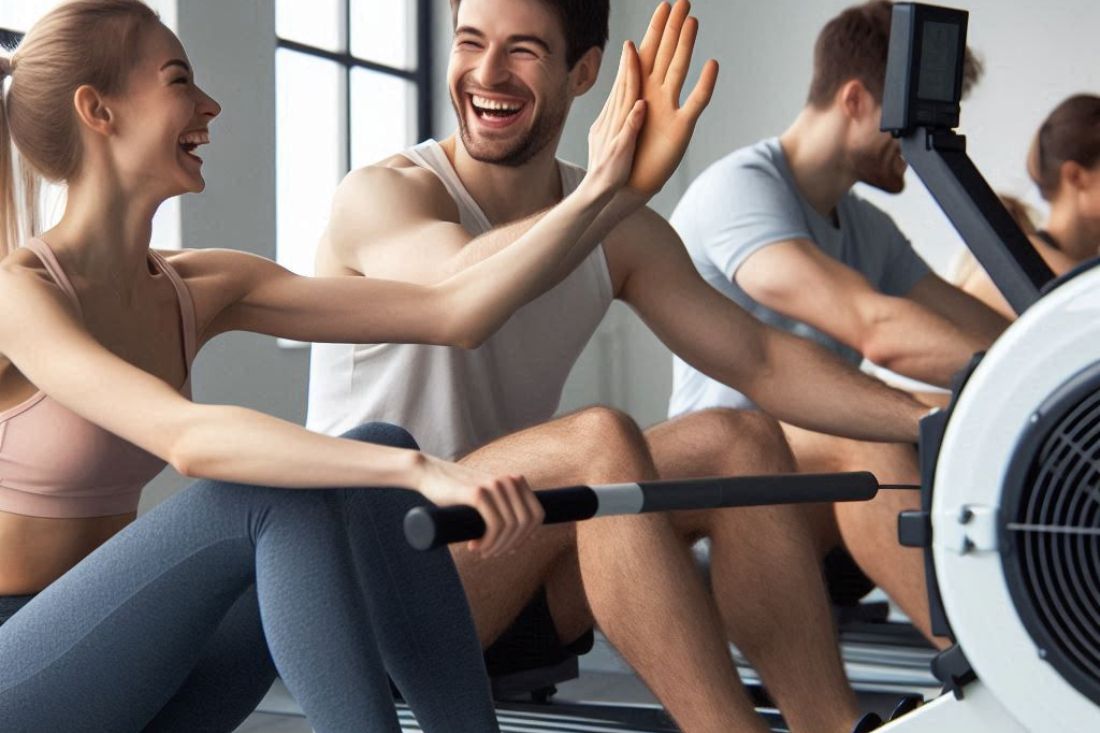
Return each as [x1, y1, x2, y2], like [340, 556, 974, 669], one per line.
[471, 95, 523, 113]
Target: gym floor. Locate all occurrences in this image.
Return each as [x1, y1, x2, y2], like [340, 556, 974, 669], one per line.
[233, 637, 660, 732]
[232, 591, 938, 732]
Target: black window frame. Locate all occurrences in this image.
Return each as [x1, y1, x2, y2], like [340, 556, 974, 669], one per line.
[0, 28, 23, 50]
[275, 0, 434, 174]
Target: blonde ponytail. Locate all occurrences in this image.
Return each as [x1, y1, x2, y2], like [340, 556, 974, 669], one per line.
[1, 0, 159, 255]
[0, 51, 28, 256]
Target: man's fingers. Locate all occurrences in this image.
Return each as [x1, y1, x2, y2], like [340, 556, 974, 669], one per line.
[683, 58, 719, 117]
[653, 0, 690, 81]
[638, 1, 672, 74]
[666, 15, 699, 95]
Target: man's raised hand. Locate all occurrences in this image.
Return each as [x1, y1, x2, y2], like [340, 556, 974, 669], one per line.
[628, 0, 719, 197]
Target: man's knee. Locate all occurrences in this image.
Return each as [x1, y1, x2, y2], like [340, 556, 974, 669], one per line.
[568, 406, 654, 479]
[571, 406, 644, 445]
[340, 421, 420, 451]
[681, 408, 793, 472]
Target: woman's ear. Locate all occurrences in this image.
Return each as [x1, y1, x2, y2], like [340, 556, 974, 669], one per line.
[72, 85, 114, 137]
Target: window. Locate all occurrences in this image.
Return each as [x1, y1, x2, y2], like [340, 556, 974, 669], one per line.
[0, 1, 180, 249]
[275, 0, 433, 277]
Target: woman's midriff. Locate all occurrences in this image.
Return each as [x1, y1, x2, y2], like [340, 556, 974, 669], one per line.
[0, 510, 136, 595]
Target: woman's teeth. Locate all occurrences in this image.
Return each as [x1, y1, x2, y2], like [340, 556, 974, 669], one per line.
[179, 130, 210, 154]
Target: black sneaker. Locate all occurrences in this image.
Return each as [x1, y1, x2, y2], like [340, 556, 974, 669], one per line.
[851, 712, 883, 732]
[890, 695, 923, 720]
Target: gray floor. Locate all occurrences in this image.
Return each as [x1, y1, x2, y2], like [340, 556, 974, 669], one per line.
[233, 634, 658, 732]
[233, 670, 658, 733]
[232, 599, 938, 732]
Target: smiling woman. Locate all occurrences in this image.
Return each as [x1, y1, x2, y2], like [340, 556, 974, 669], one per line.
[0, 0, 662, 730]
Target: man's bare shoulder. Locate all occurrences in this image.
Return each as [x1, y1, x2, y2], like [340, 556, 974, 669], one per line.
[603, 205, 691, 295]
[606, 205, 681, 253]
[334, 155, 461, 227]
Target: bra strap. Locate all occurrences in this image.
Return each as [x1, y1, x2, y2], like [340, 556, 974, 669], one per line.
[22, 238, 84, 319]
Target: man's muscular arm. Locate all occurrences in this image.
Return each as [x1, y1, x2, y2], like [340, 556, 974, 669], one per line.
[735, 241, 1001, 387]
[607, 210, 927, 443]
[905, 271, 1010, 343]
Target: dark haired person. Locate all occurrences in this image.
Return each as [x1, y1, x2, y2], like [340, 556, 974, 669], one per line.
[669, 0, 1011, 662]
[957, 94, 1100, 316]
[308, 0, 935, 730]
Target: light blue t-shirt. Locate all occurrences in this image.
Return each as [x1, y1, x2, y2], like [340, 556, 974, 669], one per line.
[668, 137, 931, 417]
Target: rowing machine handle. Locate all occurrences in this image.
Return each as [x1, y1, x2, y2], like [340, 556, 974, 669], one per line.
[405, 472, 882, 550]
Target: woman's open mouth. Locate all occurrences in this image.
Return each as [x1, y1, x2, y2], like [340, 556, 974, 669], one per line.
[178, 129, 210, 163]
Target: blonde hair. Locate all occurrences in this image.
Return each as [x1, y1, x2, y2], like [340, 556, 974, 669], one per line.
[0, 0, 159, 255]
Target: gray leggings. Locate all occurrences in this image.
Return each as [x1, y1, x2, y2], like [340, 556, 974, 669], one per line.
[0, 423, 499, 733]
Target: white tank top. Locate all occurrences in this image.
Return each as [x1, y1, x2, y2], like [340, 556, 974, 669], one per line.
[306, 140, 614, 459]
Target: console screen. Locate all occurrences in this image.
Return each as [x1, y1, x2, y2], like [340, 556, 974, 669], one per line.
[917, 20, 961, 103]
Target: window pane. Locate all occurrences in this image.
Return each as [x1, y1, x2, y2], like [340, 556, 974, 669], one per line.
[350, 69, 416, 169]
[350, 0, 416, 70]
[276, 0, 344, 52]
[0, 0, 47, 33]
[276, 49, 345, 276]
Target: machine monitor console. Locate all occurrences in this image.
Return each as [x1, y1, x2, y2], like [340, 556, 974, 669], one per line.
[882, 3, 969, 135]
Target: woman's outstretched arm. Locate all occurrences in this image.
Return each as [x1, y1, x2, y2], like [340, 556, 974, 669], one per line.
[0, 270, 539, 557]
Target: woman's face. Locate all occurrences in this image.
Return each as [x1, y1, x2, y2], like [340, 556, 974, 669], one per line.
[100, 22, 221, 198]
[1056, 159, 1100, 259]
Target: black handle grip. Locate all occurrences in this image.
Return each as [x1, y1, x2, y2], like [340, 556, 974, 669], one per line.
[404, 472, 882, 550]
[404, 486, 597, 551]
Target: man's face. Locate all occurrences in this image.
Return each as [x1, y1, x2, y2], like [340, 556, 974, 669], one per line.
[848, 101, 908, 194]
[448, 0, 573, 167]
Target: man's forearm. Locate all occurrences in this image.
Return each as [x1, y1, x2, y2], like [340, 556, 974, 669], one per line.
[865, 298, 988, 388]
[748, 330, 926, 444]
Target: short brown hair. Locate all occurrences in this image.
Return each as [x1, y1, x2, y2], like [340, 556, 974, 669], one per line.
[1027, 94, 1100, 201]
[449, 0, 609, 69]
[807, 0, 983, 108]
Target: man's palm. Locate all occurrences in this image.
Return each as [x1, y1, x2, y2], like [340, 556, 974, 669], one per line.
[628, 1, 719, 197]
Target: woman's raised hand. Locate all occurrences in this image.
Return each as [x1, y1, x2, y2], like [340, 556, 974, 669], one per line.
[584, 40, 647, 197]
[415, 456, 545, 558]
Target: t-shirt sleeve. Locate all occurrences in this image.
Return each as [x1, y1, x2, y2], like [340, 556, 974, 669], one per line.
[677, 159, 813, 281]
[871, 206, 933, 296]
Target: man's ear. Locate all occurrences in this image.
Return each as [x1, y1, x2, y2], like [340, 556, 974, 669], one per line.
[73, 84, 114, 137]
[837, 79, 873, 121]
[570, 46, 603, 97]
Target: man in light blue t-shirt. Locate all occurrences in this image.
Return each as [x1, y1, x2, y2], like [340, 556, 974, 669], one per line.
[668, 0, 1010, 652]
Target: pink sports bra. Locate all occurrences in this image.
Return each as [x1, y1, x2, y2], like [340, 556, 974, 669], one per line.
[0, 238, 197, 519]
